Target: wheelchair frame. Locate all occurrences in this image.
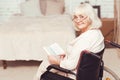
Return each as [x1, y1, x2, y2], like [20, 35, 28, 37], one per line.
[40, 40, 120, 80]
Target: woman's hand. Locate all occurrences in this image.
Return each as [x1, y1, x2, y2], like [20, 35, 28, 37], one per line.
[48, 54, 66, 65]
[58, 54, 66, 60]
[48, 55, 60, 65]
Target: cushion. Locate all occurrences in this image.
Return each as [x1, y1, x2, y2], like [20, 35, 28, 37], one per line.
[40, 0, 47, 15]
[20, 0, 42, 17]
[45, 0, 64, 16]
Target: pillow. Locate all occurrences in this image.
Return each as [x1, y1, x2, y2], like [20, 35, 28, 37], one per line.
[40, 0, 47, 15]
[45, 0, 64, 15]
[20, 0, 42, 17]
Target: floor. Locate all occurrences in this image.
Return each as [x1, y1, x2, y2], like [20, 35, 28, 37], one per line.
[103, 48, 120, 79]
[0, 48, 120, 80]
[0, 61, 41, 80]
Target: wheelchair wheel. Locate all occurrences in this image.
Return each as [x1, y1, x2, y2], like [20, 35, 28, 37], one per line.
[103, 66, 120, 80]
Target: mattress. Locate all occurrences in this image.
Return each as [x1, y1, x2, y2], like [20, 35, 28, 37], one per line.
[0, 15, 75, 61]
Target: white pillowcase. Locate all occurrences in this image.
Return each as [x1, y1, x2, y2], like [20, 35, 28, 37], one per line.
[20, 0, 42, 17]
[45, 0, 64, 15]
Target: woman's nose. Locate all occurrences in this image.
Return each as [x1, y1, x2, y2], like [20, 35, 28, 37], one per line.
[74, 18, 81, 22]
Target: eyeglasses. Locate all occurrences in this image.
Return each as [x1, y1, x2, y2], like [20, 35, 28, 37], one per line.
[72, 15, 88, 22]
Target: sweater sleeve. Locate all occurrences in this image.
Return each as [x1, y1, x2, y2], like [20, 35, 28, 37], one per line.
[60, 36, 91, 70]
[60, 30, 104, 70]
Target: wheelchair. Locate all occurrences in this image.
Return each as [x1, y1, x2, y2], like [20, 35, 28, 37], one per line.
[40, 40, 120, 80]
[40, 49, 104, 80]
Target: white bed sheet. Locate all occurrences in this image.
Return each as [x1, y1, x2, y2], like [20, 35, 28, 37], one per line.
[0, 15, 75, 61]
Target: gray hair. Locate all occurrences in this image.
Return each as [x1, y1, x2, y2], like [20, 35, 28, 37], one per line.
[73, 3, 102, 30]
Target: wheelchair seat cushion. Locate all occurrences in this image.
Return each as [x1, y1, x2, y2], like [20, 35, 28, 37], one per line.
[40, 71, 74, 80]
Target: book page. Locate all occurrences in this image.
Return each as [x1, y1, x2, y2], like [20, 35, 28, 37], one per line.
[43, 47, 55, 55]
[50, 43, 65, 55]
[43, 43, 65, 55]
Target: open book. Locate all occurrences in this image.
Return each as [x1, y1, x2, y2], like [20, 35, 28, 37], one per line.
[43, 43, 65, 55]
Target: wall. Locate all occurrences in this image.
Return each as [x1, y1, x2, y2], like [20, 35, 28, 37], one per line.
[89, 0, 114, 18]
[0, 0, 25, 23]
[65, 0, 114, 18]
[0, 0, 114, 23]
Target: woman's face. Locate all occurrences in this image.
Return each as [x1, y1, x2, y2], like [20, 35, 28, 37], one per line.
[73, 14, 92, 31]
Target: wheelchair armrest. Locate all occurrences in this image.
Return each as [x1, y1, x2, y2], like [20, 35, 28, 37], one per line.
[90, 52, 101, 59]
[47, 64, 76, 75]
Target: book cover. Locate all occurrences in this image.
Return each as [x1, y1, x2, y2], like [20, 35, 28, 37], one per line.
[43, 43, 65, 55]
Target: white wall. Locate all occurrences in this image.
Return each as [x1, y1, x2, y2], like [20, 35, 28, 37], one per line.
[89, 0, 114, 18]
[0, 0, 114, 23]
[65, 0, 114, 18]
[0, 0, 25, 23]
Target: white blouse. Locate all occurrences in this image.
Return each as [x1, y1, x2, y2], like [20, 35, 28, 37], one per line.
[60, 29, 105, 70]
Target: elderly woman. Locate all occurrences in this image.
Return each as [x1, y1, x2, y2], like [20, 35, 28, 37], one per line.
[34, 2, 105, 80]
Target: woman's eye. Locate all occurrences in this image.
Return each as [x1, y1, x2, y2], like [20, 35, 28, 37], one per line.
[79, 15, 84, 18]
[72, 15, 78, 20]
[74, 15, 78, 19]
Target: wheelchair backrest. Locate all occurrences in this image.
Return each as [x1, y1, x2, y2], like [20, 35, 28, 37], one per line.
[76, 49, 104, 80]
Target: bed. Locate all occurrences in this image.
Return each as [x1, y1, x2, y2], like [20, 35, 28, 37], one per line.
[0, 15, 75, 61]
[0, 0, 75, 68]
